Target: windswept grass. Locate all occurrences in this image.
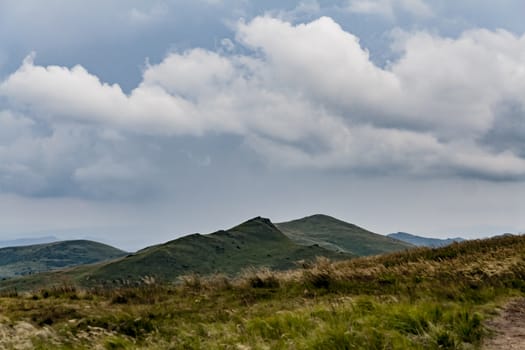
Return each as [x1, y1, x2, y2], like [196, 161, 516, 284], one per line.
[0, 234, 524, 349]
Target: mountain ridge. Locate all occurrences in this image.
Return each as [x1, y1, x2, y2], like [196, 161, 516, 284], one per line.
[388, 232, 465, 248]
[277, 214, 413, 256]
[75, 216, 353, 286]
[0, 214, 418, 290]
[0, 240, 127, 279]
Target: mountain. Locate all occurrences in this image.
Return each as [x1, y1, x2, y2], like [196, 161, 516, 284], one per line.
[0, 236, 58, 248]
[387, 232, 465, 248]
[0, 215, 416, 290]
[0, 240, 127, 279]
[80, 217, 352, 285]
[277, 214, 413, 256]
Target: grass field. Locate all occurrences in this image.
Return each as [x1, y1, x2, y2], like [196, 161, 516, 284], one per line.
[0, 234, 524, 349]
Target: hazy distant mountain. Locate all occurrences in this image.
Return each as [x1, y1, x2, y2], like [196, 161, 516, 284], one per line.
[0, 236, 58, 248]
[387, 232, 465, 248]
[0, 240, 127, 279]
[277, 214, 414, 256]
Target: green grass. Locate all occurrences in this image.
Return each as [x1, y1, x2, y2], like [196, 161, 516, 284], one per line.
[0, 234, 523, 348]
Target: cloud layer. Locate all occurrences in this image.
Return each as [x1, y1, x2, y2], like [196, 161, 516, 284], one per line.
[1, 16, 525, 198]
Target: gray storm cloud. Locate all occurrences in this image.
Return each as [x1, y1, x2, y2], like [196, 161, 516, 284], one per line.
[1, 15, 525, 198]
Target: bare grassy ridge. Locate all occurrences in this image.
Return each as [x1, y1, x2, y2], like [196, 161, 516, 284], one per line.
[0, 234, 524, 349]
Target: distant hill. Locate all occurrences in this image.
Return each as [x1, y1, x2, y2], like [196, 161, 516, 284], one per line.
[80, 216, 351, 285]
[0, 240, 127, 279]
[0, 236, 58, 248]
[277, 214, 413, 256]
[0, 215, 419, 290]
[387, 232, 465, 248]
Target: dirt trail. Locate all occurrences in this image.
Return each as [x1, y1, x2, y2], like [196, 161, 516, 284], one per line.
[483, 298, 525, 349]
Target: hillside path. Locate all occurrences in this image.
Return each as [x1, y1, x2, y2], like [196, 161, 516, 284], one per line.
[483, 298, 525, 349]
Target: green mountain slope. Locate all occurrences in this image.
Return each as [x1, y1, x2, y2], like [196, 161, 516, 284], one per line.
[83, 217, 351, 285]
[388, 232, 465, 248]
[277, 214, 413, 256]
[0, 240, 127, 279]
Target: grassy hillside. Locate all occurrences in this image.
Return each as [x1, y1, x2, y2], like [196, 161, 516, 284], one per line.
[1, 217, 351, 289]
[82, 217, 351, 285]
[0, 240, 127, 279]
[277, 214, 413, 255]
[388, 232, 465, 248]
[0, 234, 523, 348]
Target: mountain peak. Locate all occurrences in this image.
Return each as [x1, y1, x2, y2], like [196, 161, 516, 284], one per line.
[303, 214, 334, 219]
[246, 216, 274, 225]
[301, 214, 341, 222]
[225, 216, 287, 242]
[284, 214, 357, 228]
[277, 215, 413, 256]
[232, 216, 278, 230]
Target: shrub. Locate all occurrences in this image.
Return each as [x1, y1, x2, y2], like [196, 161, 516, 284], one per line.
[239, 268, 280, 289]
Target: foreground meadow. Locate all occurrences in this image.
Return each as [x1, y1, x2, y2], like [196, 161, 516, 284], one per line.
[0, 235, 524, 349]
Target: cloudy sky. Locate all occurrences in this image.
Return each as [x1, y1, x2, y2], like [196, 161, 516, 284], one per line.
[1, 0, 524, 250]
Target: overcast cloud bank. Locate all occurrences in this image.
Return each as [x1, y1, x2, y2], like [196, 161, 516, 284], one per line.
[1, 15, 525, 198]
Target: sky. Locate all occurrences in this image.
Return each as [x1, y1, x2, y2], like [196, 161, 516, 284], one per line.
[0, 0, 524, 251]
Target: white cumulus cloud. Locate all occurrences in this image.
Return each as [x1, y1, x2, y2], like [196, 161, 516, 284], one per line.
[1, 15, 525, 199]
